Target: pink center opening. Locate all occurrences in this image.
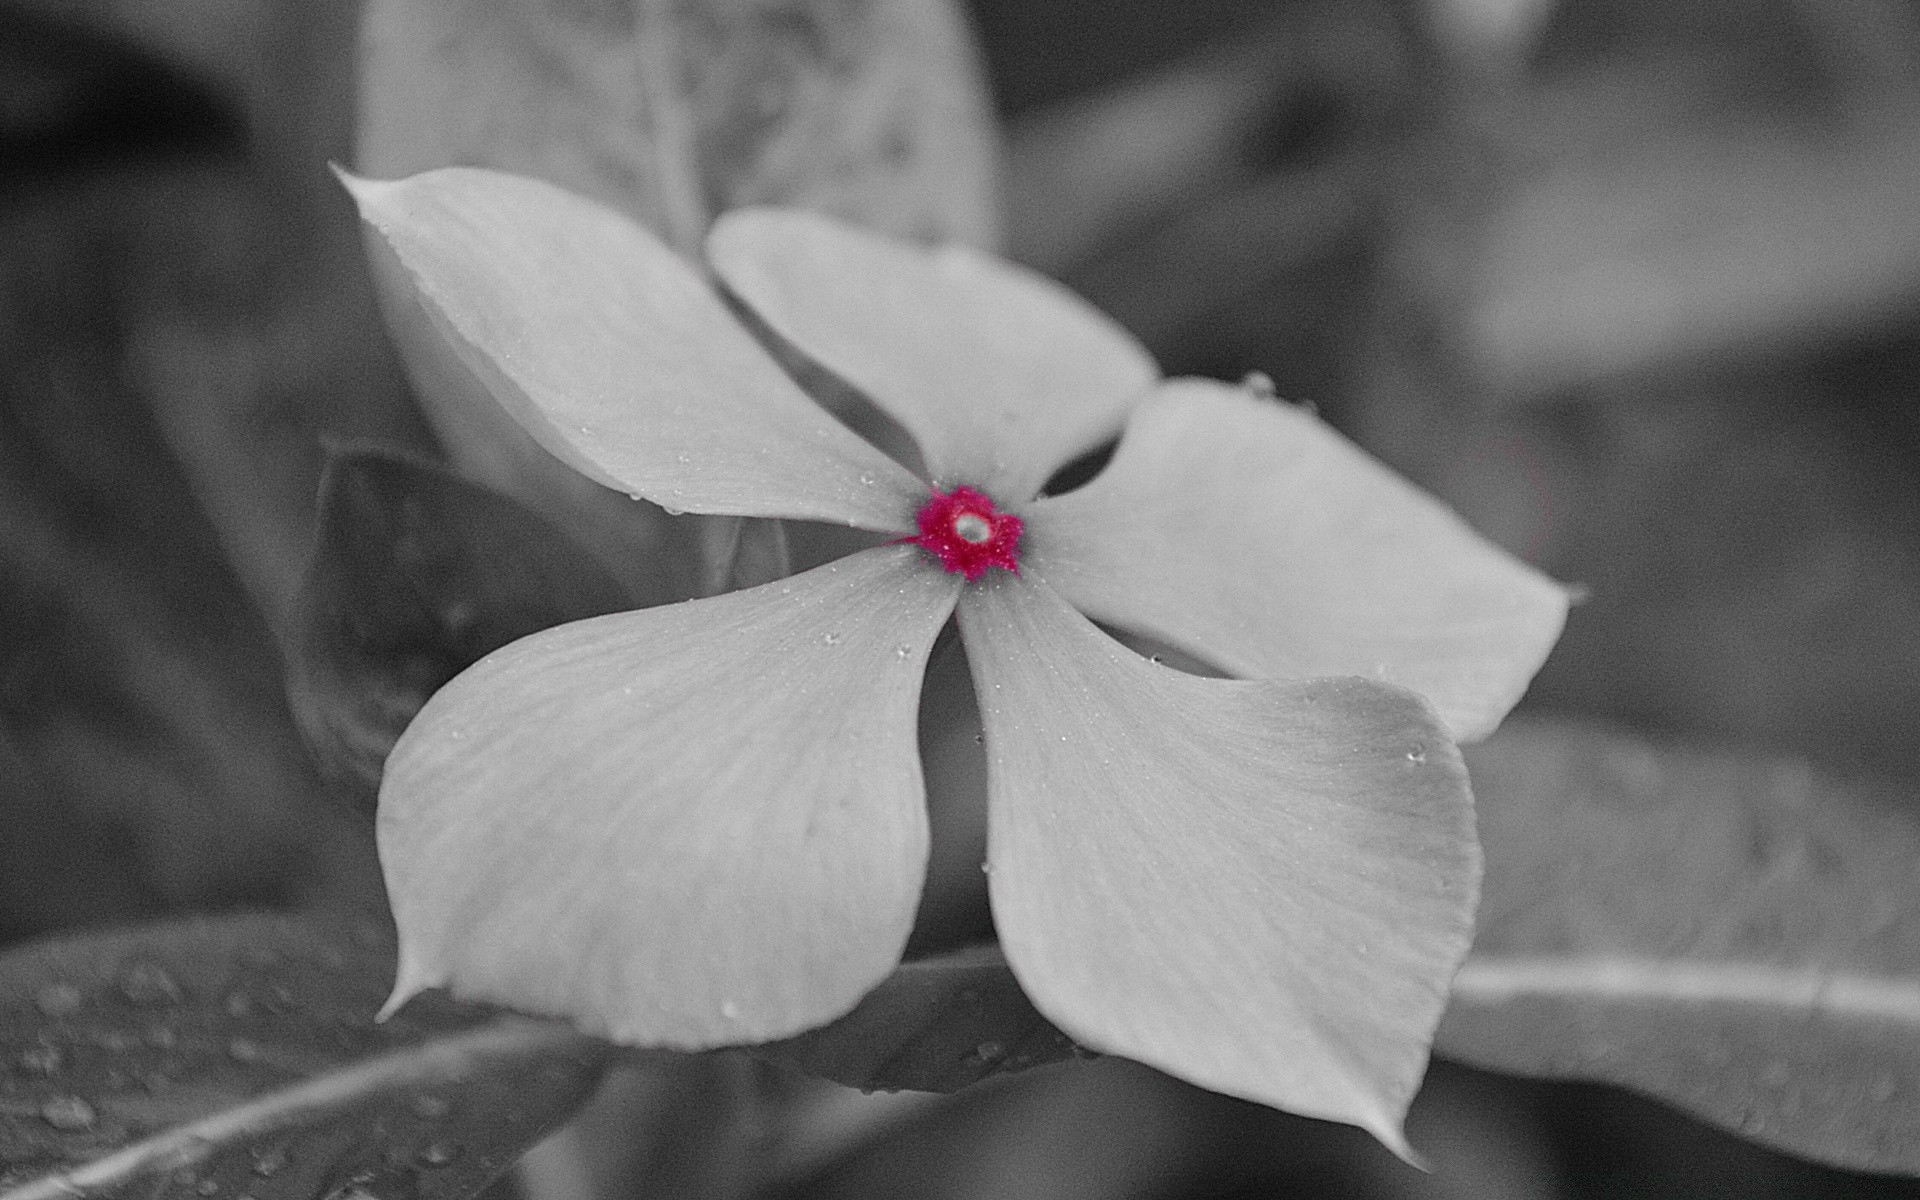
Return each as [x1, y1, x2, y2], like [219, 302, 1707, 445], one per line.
[909, 486, 1024, 582]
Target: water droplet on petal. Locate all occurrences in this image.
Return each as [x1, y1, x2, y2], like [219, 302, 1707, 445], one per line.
[40, 1095, 97, 1131]
[196, 1178, 221, 1195]
[822, 632, 842, 645]
[973, 1041, 1004, 1062]
[720, 1000, 741, 1020]
[894, 645, 911, 659]
[225, 991, 255, 1018]
[1406, 746, 1427, 764]
[227, 1037, 263, 1063]
[858, 472, 875, 486]
[35, 983, 83, 1017]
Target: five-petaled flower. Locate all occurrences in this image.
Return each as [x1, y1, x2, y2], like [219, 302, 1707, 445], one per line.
[346, 167, 1568, 1153]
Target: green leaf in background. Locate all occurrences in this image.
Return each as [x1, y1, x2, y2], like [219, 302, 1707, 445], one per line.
[761, 945, 1080, 1094]
[287, 449, 631, 812]
[356, 0, 1000, 255]
[0, 166, 391, 931]
[1438, 717, 1920, 1176]
[0, 912, 609, 1200]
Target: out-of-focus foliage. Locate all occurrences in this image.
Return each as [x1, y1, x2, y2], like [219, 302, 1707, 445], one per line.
[1444, 719, 1920, 1175]
[288, 450, 629, 811]
[0, 912, 608, 1200]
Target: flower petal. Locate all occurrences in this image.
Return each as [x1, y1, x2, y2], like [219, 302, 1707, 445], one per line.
[378, 546, 959, 1046]
[707, 207, 1157, 503]
[957, 574, 1479, 1154]
[344, 167, 925, 531]
[1024, 378, 1570, 741]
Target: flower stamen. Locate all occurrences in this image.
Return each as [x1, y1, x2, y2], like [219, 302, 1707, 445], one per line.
[910, 486, 1023, 582]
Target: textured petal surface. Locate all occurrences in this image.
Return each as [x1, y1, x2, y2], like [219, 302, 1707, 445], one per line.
[378, 546, 959, 1047]
[708, 207, 1157, 503]
[345, 168, 925, 531]
[1025, 379, 1570, 741]
[957, 574, 1479, 1152]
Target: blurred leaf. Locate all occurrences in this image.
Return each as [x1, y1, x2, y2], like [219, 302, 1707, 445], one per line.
[1438, 717, 1920, 1176]
[0, 167, 390, 931]
[356, 0, 999, 254]
[0, 911, 609, 1200]
[760, 945, 1081, 1093]
[287, 449, 630, 811]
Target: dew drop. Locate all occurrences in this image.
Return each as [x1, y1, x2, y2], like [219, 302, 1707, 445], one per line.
[225, 991, 255, 1018]
[40, 1095, 97, 1131]
[1406, 746, 1427, 764]
[35, 982, 83, 1017]
[822, 632, 843, 646]
[227, 1037, 264, 1064]
[409, 1094, 451, 1120]
[675, 453, 691, 464]
[415, 1142, 462, 1169]
[251, 1147, 290, 1178]
[1240, 371, 1277, 400]
[145, 1025, 177, 1049]
[858, 472, 876, 486]
[18, 1043, 61, 1075]
[894, 645, 911, 659]
[973, 1041, 1004, 1062]
[720, 1000, 741, 1020]
[979, 861, 991, 874]
[196, 1178, 221, 1195]
[661, 506, 686, 517]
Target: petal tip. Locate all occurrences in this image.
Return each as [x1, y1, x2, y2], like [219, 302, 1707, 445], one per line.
[378, 948, 443, 1022]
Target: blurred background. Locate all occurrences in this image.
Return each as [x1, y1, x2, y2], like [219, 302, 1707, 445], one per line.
[5, 0, 1920, 1194]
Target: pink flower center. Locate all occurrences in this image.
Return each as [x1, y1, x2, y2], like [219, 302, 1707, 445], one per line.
[910, 486, 1023, 582]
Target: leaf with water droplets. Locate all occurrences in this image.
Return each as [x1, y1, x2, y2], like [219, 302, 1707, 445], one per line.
[1437, 717, 1920, 1176]
[0, 911, 609, 1200]
[285, 449, 631, 812]
[757, 943, 1081, 1092]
